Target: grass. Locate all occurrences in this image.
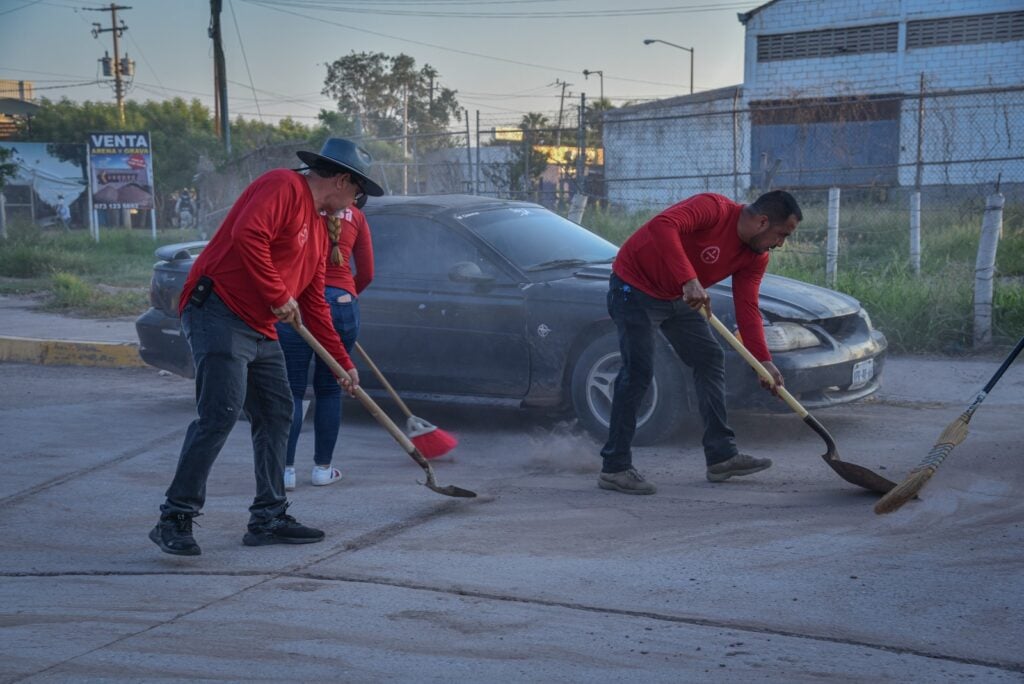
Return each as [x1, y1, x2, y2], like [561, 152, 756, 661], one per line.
[0, 221, 200, 317]
[3, 203, 1022, 351]
[580, 199, 1024, 354]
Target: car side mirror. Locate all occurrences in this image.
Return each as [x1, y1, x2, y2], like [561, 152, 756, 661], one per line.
[449, 261, 495, 286]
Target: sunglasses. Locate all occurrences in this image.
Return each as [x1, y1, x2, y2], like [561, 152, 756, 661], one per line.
[348, 174, 365, 199]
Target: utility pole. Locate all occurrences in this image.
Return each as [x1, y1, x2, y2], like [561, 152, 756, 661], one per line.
[554, 78, 571, 148]
[402, 84, 409, 194]
[209, 0, 230, 154]
[87, 4, 132, 126]
[582, 69, 603, 105]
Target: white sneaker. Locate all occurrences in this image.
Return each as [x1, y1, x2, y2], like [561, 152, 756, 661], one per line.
[284, 466, 296, 491]
[311, 465, 343, 486]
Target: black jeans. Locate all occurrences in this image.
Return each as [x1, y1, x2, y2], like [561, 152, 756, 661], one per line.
[161, 293, 293, 525]
[600, 274, 738, 473]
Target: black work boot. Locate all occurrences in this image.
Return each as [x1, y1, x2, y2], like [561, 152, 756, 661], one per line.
[149, 512, 201, 556]
[242, 505, 325, 547]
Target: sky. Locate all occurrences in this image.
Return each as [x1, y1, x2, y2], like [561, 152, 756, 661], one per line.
[0, 0, 761, 130]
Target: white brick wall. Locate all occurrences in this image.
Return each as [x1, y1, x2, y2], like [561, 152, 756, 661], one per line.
[740, 0, 1024, 185]
[743, 0, 1024, 99]
[603, 88, 751, 210]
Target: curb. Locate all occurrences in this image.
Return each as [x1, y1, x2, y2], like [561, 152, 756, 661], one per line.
[0, 336, 150, 369]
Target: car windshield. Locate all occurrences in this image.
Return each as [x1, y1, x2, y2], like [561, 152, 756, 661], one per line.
[456, 206, 618, 271]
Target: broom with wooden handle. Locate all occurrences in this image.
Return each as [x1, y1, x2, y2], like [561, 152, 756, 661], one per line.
[291, 323, 475, 498]
[874, 334, 1024, 514]
[354, 341, 458, 459]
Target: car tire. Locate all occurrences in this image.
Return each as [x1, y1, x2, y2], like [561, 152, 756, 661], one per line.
[570, 331, 690, 447]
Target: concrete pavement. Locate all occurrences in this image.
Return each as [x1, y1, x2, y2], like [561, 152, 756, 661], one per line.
[1, 294, 1023, 680]
[1, 359, 1022, 681]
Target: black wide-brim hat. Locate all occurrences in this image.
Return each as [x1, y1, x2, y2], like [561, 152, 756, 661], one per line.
[296, 137, 385, 197]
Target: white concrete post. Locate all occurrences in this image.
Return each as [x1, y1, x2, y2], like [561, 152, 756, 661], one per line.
[826, 187, 840, 288]
[973, 193, 1004, 349]
[909, 191, 921, 275]
[568, 193, 588, 224]
[0, 191, 7, 240]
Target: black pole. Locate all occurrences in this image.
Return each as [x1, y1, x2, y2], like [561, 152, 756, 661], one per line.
[210, 0, 230, 155]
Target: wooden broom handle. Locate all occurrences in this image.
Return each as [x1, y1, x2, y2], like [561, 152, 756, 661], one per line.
[291, 323, 419, 456]
[354, 341, 415, 420]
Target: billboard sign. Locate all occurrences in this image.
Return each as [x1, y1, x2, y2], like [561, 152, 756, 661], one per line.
[87, 132, 155, 210]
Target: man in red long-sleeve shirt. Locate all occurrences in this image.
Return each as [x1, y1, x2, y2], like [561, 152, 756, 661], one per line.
[150, 138, 385, 556]
[598, 191, 802, 495]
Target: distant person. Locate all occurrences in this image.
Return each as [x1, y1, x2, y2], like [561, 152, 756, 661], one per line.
[277, 199, 375, 490]
[175, 189, 195, 229]
[149, 138, 384, 556]
[597, 191, 802, 495]
[56, 195, 71, 231]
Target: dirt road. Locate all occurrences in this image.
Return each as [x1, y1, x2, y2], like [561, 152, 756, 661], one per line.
[0, 357, 1021, 681]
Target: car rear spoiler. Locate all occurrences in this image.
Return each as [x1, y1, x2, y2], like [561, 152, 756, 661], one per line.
[154, 241, 208, 262]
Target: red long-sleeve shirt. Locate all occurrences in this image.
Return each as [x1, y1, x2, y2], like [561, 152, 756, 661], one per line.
[613, 193, 772, 362]
[324, 206, 374, 295]
[179, 169, 354, 370]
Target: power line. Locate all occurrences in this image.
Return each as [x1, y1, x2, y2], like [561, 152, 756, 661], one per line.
[0, 0, 45, 17]
[261, 0, 757, 19]
[240, 0, 691, 90]
[227, 0, 263, 122]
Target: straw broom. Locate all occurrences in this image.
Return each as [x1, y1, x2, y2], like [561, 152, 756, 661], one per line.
[874, 334, 1024, 514]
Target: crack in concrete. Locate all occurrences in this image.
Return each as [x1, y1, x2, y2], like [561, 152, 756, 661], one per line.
[5, 495, 472, 682]
[5, 566, 1022, 675]
[0, 427, 184, 507]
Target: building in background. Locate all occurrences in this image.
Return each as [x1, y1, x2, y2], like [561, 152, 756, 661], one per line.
[0, 80, 38, 140]
[602, 1, 1024, 209]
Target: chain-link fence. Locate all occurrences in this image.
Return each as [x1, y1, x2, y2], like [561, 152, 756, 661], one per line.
[196, 85, 1022, 251]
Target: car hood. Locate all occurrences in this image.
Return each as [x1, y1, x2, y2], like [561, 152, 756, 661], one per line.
[571, 264, 860, 321]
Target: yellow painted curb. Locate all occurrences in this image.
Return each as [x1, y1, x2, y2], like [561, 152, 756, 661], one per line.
[0, 336, 149, 369]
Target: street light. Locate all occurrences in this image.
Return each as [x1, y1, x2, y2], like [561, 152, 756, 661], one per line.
[582, 69, 604, 104]
[643, 38, 694, 95]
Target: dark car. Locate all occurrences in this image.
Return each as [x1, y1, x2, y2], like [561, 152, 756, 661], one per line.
[136, 195, 887, 445]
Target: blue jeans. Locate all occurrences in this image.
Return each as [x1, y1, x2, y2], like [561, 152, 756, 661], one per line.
[162, 292, 293, 525]
[275, 287, 360, 467]
[600, 274, 738, 473]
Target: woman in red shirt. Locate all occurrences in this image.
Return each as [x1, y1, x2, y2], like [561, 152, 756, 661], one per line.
[277, 203, 374, 489]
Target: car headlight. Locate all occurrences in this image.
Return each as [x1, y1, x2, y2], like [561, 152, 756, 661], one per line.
[859, 309, 873, 331]
[763, 322, 820, 352]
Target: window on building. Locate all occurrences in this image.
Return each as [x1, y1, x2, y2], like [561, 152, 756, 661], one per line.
[757, 23, 898, 62]
[907, 11, 1024, 49]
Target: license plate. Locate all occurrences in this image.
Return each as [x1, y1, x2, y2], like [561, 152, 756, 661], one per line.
[849, 359, 874, 390]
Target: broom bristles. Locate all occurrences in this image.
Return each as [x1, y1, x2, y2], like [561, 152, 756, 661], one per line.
[936, 414, 971, 446]
[873, 413, 972, 515]
[874, 468, 936, 514]
[410, 426, 458, 459]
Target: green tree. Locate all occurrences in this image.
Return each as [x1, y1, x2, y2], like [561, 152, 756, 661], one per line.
[483, 122, 548, 200]
[322, 52, 461, 141]
[23, 97, 222, 218]
[0, 146, 16, 191]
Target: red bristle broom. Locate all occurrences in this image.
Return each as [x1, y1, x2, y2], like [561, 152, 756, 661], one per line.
[354, 342, 458, 459]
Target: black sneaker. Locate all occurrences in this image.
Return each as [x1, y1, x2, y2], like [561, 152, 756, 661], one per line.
[242, 505, 325, 547]
[149, 512, 201, 556]
[706, 453, 772, 482]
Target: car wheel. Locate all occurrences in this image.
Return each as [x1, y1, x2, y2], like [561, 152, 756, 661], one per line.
[570, 332, 689, 447]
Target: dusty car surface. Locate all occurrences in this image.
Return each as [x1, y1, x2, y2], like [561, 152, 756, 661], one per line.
[136, 194, 887, 445]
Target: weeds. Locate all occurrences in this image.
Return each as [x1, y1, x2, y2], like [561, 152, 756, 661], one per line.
[0, 222, 196, 317]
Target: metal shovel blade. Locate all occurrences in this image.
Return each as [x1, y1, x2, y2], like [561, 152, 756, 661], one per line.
[804, 415, 896, 494]
[425, 483, 478, 498]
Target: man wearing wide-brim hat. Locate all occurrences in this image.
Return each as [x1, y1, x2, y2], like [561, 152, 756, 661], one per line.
[150, 137, 384, 558]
